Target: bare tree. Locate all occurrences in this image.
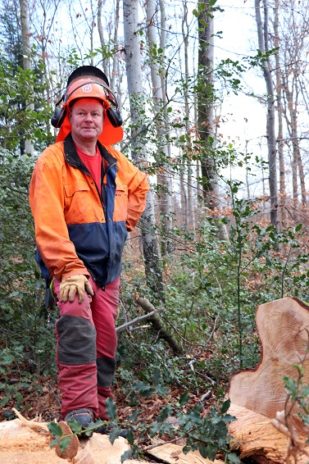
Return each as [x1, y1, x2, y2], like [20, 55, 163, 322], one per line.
[279, 1, 308, 209]
[97, 0, 109, 77]
[145, 0, 173, 255]
[29, 0, 61, 139]
[255, 0, 278, 230]
[181, 0, 195, 233]
[20, 0, 34, 155]
[123, 0, 164, 298]
[274, 0, 286, 228]
[110, 0, 120, 91]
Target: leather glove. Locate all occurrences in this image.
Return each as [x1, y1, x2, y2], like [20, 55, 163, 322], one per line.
[59, 274, 94, 303]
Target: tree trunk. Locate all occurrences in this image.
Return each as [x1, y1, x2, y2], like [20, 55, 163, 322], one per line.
[274, 0, 286, 229]
[110, 0, 120, 91]
[89, 0, 95, 65]
[145, 0, 173, 255]
[182, 0, 195, 233]
[279, 2, 308, 213]
[19, 0, 34, 155]
[282, 79, 307, 212]
[197, 0, 218, 210]
[97, 0, 109, 78]
[255, 0, 278, 230]
[123, 0, 164, 299]
[179, 168, 188, 229]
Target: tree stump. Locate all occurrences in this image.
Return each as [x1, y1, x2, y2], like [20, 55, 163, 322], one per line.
[228, 297, 309, 463]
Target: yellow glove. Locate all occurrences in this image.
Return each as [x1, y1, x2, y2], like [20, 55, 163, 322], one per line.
[59, 275, 94, 303]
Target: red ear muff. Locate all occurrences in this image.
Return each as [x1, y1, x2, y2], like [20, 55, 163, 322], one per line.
[106, 107, 123, 127]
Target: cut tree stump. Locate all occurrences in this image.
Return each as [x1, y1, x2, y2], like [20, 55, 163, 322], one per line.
[228, 297, 309, 463]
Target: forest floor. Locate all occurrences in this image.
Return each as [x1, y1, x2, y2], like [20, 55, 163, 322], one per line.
[0, 371, 215, 449]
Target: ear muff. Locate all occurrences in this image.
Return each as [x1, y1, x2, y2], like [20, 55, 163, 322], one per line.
[51, 95, 66, 128]
[51, 105, 66, 128]
[106, 107, 123, 127]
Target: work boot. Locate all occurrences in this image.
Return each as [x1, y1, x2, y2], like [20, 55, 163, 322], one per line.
[64, 408, 94, 437]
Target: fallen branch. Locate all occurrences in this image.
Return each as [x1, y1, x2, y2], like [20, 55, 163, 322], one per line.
[117, 309, 161, 333]
[135, 297, 183, 355]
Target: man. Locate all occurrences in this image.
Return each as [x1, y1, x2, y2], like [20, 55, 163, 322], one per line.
[29, 66, 149, 430]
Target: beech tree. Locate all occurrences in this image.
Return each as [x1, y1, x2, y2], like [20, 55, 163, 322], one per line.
[0, 0, 49, 153]
[261, 0, 309, 223]
[196, 0, 219, 211]
[180, 0, 195, 233]
[274, 0, 286, 229]
[97, 0, 121, 90]
[255, 0, 278, 230]
[20, 0, 34, 155]
[123, 0, 164, 298]
[278, 1, 308, 210]
[145, 0, 173, 255]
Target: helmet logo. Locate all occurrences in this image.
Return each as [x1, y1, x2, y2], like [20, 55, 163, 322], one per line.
[82, 83, 93, 93]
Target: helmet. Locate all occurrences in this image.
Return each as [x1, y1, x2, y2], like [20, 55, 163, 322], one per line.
[51, 65, 123, 146]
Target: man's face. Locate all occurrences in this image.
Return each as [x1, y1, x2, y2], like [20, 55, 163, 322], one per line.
[69, 98, 104, 143]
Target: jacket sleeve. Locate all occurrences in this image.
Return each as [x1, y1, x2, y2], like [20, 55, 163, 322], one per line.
[29, 147, 89, 281]
[110, 147, 149, 231]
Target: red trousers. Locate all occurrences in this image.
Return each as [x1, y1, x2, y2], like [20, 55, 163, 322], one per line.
[54, 277, 120, 419]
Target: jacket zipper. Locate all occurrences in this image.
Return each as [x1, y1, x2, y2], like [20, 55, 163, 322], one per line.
[103, 160, 117, 222]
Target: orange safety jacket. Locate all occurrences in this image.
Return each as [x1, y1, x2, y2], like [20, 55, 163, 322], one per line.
[29, 134, 149, 287]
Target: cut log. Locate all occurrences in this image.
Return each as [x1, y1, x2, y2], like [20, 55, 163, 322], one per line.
[147, 442, 224, 464]
[229, 297, 309, 418]
[228, 403, 309, 464]
[0, 414, 223, 464]
[0, 418, 141, 464]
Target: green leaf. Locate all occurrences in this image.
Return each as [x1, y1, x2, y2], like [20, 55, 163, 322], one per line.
[59, 436, 73, 452]
[0, 396, 10, 407]
[221, 399, 230, 414]
[227, 452, 241, 463]
[106, 398, 117, 420]
[179, 391, 189, 406]
[48, 422, 63, 437]
[67, 419, 82, 435]
[125, 429, 134, 445]
[120, 449, 133, 463]
[109, 428, 121, 445]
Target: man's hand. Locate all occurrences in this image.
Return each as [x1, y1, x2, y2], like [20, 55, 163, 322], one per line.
[59, 275, 94, 303]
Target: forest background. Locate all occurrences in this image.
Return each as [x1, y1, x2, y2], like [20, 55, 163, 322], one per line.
[0, 0, 308, 461]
